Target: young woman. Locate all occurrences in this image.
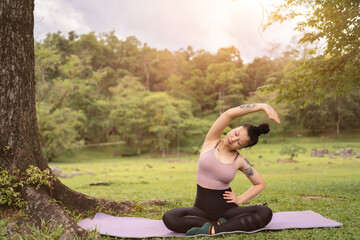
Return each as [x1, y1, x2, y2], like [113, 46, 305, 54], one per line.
[162, 103, 281, 236]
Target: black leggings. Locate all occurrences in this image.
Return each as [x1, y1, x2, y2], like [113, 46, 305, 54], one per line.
[162, 185, 273, 233]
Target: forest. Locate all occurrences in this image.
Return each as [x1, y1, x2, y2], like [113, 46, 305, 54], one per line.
[35, 31, 360, 160]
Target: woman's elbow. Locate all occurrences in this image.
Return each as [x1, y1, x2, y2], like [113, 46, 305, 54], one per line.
[258, 182, 266, 192]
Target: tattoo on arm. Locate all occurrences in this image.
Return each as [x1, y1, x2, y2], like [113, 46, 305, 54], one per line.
[244, 167, 254, 177]
[239, 104, 256, 109]
[245, 158, 253, 167]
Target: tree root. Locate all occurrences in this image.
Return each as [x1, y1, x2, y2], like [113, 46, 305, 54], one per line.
[51, 178, 134, 214]
[20, 185, 88, 239]
[6, 172, 160, 239]
[6, 177, 136, 239]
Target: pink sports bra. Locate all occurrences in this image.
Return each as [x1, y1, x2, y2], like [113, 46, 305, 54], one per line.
[196, 142, 238, 190]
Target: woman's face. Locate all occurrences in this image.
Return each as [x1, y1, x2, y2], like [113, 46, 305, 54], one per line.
[224, 126, 250, 150]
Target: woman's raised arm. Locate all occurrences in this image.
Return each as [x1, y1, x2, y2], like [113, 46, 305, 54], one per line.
[204, 103, 280, 142]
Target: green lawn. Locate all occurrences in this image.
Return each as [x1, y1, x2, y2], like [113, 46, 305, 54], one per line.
[2, 136, 360, 239]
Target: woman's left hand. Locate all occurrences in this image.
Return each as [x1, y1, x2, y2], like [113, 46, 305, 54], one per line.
[261, 103, 281, 124]
[223, 190, 238, 204]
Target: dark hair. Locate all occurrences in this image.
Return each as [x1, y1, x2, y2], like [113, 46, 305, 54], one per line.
[241, 123, 270, 147]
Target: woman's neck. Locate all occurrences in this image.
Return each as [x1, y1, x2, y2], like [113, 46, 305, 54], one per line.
[217, 139, 230, 152]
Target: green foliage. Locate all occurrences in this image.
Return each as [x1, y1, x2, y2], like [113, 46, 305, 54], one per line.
[109, 81, 149, 153]
[279, 144, 307, 159]
[0, 168, 23, 207]
[265, 0, 360, 106]
[214, 46, 243, 68]
[245, 56, 274, 91]
[144, 92, 190, 155]
[298, 91, 360, 134]
[25, 219, 65, 239]
[37, 102, 85, 161]
[0, 166, 54, 208]
[34, 28, 359, 159]
[2, 219, 65, 240]
[24, 166, 54, 190]
[206, 62, 244, 113]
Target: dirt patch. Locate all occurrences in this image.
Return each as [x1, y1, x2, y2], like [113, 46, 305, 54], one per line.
[277, 158, 297, 163]
[89, 181, 111, 186]
[140, 200, 170, 206]
[299, 195, 330, 200]
[0, 205, 18, 219]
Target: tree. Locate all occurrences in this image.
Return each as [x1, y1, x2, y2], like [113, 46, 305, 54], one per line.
[166, 74, 189, 99]
[298, 90, 360, 135]
[264, 0, 360, 106]
[184, 69, 214, 113]
[143, 93, 180, 157]
[109, 76, 149, 154]
[246, 57, 275, 91]
[151, 49, 177, 91]
[139, 44, 157, 90]
[279, 144, 307, 161]
[36, 103, 85, 161]
[110, 92, 150, 154]
[0, 1, 132, 238]
[142, 92, 199, 157]
[214, 46, 243, 68]
[191, 49, 214, 73]
[206, 62, 244, 114]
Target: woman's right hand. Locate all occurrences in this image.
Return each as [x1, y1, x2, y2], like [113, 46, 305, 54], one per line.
[261, 104, 281, 124]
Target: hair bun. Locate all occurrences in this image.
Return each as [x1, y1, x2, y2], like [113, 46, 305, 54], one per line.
[256, 123, 270, 136]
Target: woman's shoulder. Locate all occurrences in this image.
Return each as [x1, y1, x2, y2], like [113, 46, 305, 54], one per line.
[200, 139, 220, 155]
[235, 153, 253, 170]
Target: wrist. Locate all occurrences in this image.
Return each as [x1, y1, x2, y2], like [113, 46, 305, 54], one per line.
[257, 103, 267, 111]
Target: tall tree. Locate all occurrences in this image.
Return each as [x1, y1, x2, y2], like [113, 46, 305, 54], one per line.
[151, 49, 177, 91]
[264, 0, 360, 106]
[0, 1, 132, 238]
[206, 62, 243, 114]
[298, 91, 360, 135]
[140, 44, 157, 90]
[214, 46, 243, 68]
[246, 57, 274, 91]
[109, 76, 149, 153]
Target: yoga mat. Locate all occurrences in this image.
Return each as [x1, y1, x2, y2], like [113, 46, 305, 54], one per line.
[77, 210, 342, 238]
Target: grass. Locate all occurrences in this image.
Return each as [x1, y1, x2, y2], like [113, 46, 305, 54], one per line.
[1, 135, 360, 239]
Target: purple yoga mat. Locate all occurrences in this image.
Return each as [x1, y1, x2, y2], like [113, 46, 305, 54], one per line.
[77, 210, 342, 238]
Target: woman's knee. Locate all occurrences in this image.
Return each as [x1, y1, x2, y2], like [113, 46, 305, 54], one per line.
[257, 205, 273, 226]
[162, 208, 183, 231]
[162, 209, 175, 229]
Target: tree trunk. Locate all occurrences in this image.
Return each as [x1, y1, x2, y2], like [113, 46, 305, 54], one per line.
[137, 138, 142, 155]
[336, 111, 342, 136]
[218, 85, 226, 115]
[136, 131, 142, 154]
[0, 1, 133, 238]
[222, 86, 225, 113]
[143, 60, 151, 90]
[219, 87, 222, 115]
[177, 136, 180, 156]
[159, 135, 166, 158]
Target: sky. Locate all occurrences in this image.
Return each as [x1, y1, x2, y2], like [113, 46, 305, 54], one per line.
[34, 0, 299, 63]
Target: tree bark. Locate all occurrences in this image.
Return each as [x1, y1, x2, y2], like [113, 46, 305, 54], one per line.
[177, 136, 180, 156]
[218, 85, 225, 115]
[0, 1, 133, 238]
[336, 111, 342, 136]
[136, 131, 142, 154]
[0, 0, 46, 173]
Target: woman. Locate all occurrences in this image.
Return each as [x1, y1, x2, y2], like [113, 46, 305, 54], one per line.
[162, 103, 281, 236]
